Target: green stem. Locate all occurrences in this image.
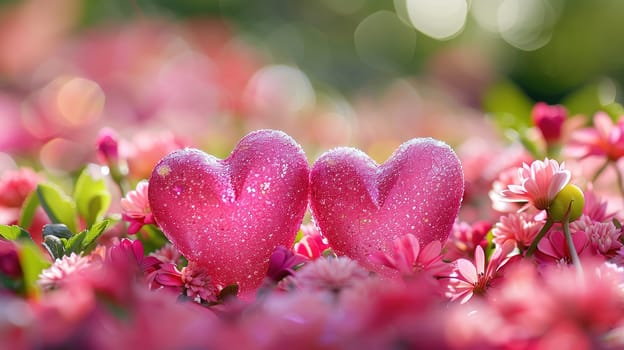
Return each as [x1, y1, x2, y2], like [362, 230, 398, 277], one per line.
[526, 217, 554, 257]
[613, 162, 624, 206]
[591, 159, 610, 184]
[562, 209, 582, 271]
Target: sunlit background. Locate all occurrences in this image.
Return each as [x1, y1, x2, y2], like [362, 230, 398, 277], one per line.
[1, 0, 623, 171]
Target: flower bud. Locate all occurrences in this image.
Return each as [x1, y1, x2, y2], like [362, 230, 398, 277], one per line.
[547, 184, 584, 222]
[96, 127, 120, 165]
[532, 102, 567, 143]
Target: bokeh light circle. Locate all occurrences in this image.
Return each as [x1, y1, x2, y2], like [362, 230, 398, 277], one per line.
[406, 0, 468, 40]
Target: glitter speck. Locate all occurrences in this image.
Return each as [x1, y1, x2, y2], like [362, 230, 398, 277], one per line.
[157, 165, 171, 177]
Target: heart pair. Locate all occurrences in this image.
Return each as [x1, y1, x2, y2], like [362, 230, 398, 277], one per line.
[148, 129, 464, 294]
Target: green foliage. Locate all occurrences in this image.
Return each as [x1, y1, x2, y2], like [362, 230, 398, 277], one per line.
[562, 80, 619, 118]
[483, 81, 533, 132]
[66, 220, 110, 256]
[37, 183, 78, 233]
[18, 191, 39, 229]
[42, 220, 110, 260]
[18, 242, 50, 297]
[0, 225, 32, 242]
[136, 224, 169, 254]
[74, 166, 112, 228]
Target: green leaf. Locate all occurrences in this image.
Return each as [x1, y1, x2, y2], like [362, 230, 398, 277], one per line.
[83, 219, 110, 252]
[19, 241, 50, 297]
[0, 225, 32, 241]
[482, 81, 534, 132]
[74, 165, 111, 227]
[63, 219, 110, 256]
[562, 79, 617, 118]
[136, 224, 169, 254]
[43, 235, 65, 260]
[37, 183, 77, 233]
[18, 191, 39, 229]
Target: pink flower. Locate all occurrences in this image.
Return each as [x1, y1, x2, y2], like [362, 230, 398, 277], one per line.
[369, 234, 450, 278]
[95, 127, 120, 165]
[292, 256, 369, 293]
[266, 245, 306, 282]
[444, 220, 491, 261]
[124, 131, 187, 180]
[585, 221, 622, 256]
[492, 212, 542, 250]
[0, 239, 21, 279]
[536, 230, 593, 265]
[293, 223, 330, 259]
[38, 253, 93, 291]
[151, 261, 218, 303]
[181, 261, 218, 303]
[120, 180, 154, 234]
[0, 168, 39, 208]
[107, 238, 144, 267]
[0, 167, 49, 244]
[567, 112, 624, 161]
[532, 102, 567, 143]
[581, 185, 616, 223]
[500, 158, 571, 210]
[149, 243, 182, 265]
[448, 242, 517, 303]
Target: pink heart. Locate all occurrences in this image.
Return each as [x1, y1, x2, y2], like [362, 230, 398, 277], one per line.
[310, 138, 464, 274]
[148, 130, 309, 294]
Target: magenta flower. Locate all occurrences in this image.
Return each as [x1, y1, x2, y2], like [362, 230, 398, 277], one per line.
[95, 127, 120, 165]
[536, 230, 593, 265]
[567, 112, 624, 161]
[448, 242, 517, 304]
[121, 180, 155, 234]
[369, 234, 450, 278]
[532, 102, 567, 143]
[500, 158, 571, 210]
[492, 212, 542, 250]
[266, 245, 306, 282]
[0, 239, 21, 279]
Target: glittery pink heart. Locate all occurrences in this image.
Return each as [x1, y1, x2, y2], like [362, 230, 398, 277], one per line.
[148, 130, 309, 294]
[310, 138, 464, 274]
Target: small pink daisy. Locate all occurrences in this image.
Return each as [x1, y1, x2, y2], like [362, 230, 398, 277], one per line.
[585, 221, 622, 256]
[492, 212, 542, 251]
[292, 256, 369, 293]
[447, 242, 517, 304]
[499, 158, 571, 210]
[38, 253, 93, 291]
[121, 180, 155, 234]
[151, 261, 218, 303]
[369, 234, 450, 278]
[180, 261, 218, 303]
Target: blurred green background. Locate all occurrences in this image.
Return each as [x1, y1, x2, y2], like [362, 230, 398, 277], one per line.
[70, 0, 624, 106]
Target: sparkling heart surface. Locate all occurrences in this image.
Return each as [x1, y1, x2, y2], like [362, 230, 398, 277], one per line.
[148, 130, 309, 294]
[310, 138, 464, 274]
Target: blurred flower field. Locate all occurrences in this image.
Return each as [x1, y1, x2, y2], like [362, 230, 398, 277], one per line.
[2, 1, 624, 349]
